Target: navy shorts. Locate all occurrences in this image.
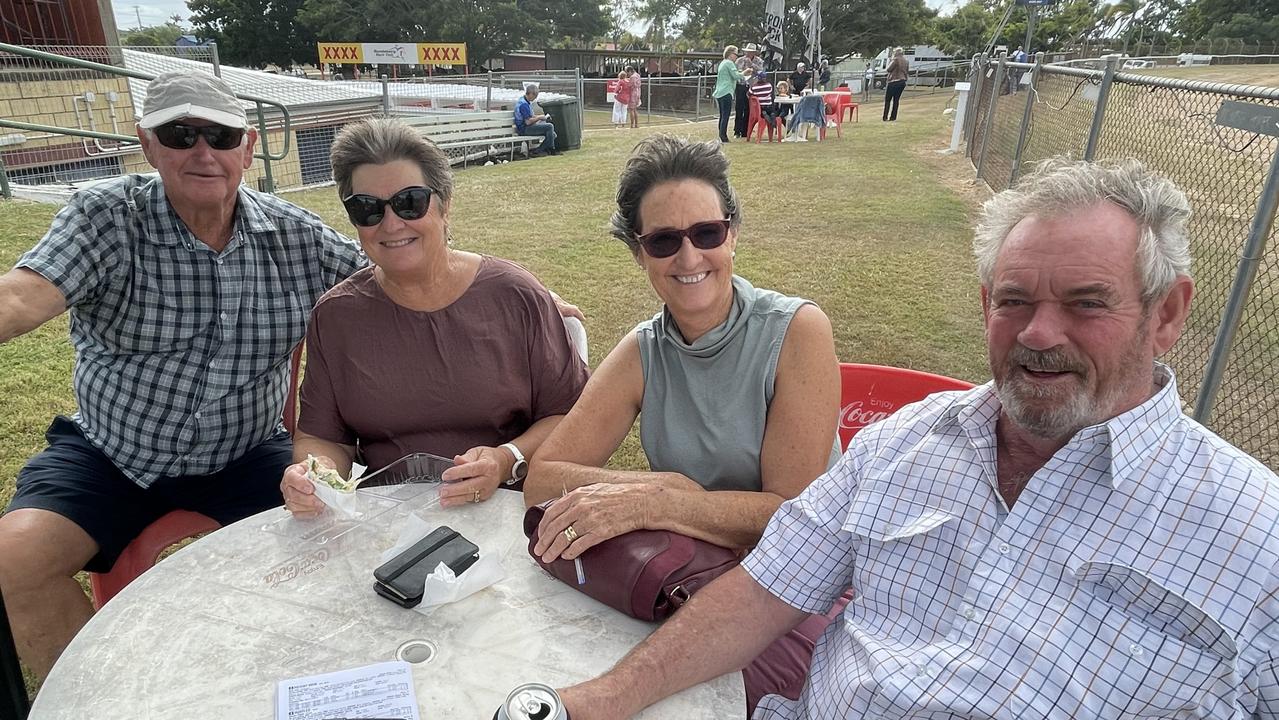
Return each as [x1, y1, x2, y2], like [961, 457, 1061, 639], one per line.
[7, 416, 293, 573]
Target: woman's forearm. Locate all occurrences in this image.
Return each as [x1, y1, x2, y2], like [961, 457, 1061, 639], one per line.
[646, 485, 783, 549]
[524, 460, 703, 506]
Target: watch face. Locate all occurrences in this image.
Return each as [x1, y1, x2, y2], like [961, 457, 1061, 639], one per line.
[512, 458, 529, 480]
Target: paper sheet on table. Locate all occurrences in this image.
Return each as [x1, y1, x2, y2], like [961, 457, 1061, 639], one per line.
[275, 660, 420, 720]
[381, 513, 506, 614]
[310, 480, 362, 518]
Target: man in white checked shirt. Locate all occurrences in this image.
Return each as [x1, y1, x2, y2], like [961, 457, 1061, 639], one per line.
[0, 72, 367, 680]
[561, 157, 1279, 719]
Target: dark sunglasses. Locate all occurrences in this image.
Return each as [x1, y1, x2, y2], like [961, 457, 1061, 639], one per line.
[341, 186, 434, 227]
[152, 122, 246, 151]
[635, 219, 732, 259]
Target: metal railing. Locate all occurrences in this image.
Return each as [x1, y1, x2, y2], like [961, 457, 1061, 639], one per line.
[963, 52, 1279, 470]
[0, 43, 294, 195]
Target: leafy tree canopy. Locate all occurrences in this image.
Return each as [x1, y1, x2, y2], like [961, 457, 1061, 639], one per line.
[120, 23, 185, 47]
[189, 0, 317, 68]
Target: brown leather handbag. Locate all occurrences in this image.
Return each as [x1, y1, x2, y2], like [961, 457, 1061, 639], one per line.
[523, 501, 740, 622]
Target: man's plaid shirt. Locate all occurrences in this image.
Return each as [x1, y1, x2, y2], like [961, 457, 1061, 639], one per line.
[17, 175, 365, 488]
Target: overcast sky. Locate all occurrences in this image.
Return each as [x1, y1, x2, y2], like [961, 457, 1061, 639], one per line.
[113, 0, 959, 42]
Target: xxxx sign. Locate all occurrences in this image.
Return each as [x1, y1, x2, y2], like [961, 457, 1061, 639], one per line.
[317, 43, 362, 63]
[317, 42, 467, 67]
[418, 43, 466, 66]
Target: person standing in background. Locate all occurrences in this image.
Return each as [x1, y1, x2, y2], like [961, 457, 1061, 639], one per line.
[883, 46, 908, 121]
[788, 62, 811, 94]
[626, 66, 642, 129]
[613, 70, 632, 128]
[734, 43, 764, 138]
[818, 60, 831, 90]
[714, 45, 749, 143]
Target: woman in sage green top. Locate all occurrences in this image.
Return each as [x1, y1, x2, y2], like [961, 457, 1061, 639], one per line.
[526, 134, 838, 556]
[713, 45, 750, 143]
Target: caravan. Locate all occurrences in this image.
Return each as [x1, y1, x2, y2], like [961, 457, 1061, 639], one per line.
[870, 45, 957, 88]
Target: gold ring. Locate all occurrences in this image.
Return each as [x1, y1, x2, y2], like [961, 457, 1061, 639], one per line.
[563, 525, 579, 542]
[472, 490, 482, 503]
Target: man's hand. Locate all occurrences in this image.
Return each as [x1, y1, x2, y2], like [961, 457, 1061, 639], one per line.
[547, 290, 584, 321]
[281, 458, 330, 517]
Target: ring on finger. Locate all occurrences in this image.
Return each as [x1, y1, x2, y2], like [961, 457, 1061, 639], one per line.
[472, 490, 482, 504]
[563, 525, 579, 542]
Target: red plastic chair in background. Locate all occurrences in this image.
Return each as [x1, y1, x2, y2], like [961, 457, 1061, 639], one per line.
[746, 94, 763, 141]
[819, 95, 845, 140]
[834, 89, 858, 122]
[838, 363, 974, 450]
[88, 344, 306, 608]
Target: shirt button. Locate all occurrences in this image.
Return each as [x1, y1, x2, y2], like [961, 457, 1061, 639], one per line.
[194, 411, 202, 419]
[963, 605, 976, 620]
[220, 312, 229, 322]
[915, 662, 929, 677]
[1130, 643, 1144, 658]
[998, 542, 1010, 555]
[216, 258, 224, 265]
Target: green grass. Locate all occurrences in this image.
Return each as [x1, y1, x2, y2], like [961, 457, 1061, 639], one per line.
[1, 91, 986, 694]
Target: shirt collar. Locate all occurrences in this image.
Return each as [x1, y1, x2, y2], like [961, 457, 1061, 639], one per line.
[130, 178, 271, 247]
[932, 362, 1184, 489]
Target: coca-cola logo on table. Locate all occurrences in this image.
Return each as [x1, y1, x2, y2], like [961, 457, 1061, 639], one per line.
[838, 400, 895, 430]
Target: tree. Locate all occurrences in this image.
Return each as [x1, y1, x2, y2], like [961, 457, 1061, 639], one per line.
[521, 0, 612, 47]
[819, 0, 935, 59]
[120, 22, 184, 47]
[1175, 0, 1279, 38]
[189, 0, 317, 68]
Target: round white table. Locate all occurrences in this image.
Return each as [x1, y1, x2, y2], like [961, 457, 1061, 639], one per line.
[31, 485, 745, 718]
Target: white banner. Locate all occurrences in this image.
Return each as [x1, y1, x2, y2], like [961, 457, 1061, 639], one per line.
[806, 0, 822, 64]
[764, 0, 785, 52]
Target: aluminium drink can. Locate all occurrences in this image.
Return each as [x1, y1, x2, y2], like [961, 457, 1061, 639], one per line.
[493, 682, 570, 720]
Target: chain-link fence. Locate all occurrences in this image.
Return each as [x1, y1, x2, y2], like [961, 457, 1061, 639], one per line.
[964, 53, 1279, 469]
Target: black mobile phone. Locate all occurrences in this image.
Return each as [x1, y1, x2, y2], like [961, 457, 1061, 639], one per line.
[373, 526, 479, 608]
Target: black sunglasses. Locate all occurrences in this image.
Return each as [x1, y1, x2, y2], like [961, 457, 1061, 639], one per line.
[152, 122, 246, 151]
[635, 219, 732, 259]
[341, 186, 434, 227]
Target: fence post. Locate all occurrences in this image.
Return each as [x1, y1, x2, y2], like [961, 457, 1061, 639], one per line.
[0, 155, 10, 199]
[380, 75, 390, 117]
[210, 42, 221, 77]
[1009, 51, 1043, 185]
[964, 54, 985, 157]
[576, 68, 584, 135]
[645, 76, 652, 125]
[1083, 54, 1119, 161]
[486, 71, 493, 111]
[975, 53, 1005, 181]
[1193, 145, 1279, 425]
[696, 74, 703, 121]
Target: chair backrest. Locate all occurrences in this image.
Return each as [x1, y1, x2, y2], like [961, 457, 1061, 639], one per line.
[747, 93, 762, 122]
[283, 342, 304, 434]
[0, 589, 29, 720]
[838, 363, 974, 450]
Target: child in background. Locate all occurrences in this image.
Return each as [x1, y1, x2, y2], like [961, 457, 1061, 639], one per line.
[612, 70, 631, 128]
[775, 79, 793, 123]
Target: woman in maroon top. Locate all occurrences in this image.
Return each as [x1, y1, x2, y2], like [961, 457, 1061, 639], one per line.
[279, 119, 589, 514]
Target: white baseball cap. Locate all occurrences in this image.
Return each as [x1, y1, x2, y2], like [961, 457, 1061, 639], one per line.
[138, 72, 248, 129]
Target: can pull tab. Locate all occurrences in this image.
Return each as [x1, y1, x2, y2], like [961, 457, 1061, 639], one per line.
[518, 692, 554, 720]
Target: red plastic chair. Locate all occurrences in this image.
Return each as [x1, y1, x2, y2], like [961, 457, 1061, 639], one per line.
[838, 363, 974, 450]
[834, 90, 858, 122]
[89, 344, 306, 608]
[819, 95, 845, 140]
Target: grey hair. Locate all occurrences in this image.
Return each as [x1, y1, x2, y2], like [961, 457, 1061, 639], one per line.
[893, 46, 905, 56]
[973, 157, 1192, 303]
[724, 45, 739, 59]
[610, 135, 742, 254]
[329, 118, 453, 209]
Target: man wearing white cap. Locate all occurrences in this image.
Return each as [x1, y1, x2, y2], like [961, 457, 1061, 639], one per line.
[0, 71, 365, 679]
[789, 62, 812, 94]
[515, 81, 560, 157]
[734, 42, 764, 137]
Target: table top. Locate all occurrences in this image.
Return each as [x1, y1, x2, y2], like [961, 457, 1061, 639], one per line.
[32, 486, 744, 719]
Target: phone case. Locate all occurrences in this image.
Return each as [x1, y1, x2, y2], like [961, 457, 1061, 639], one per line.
[373, 525, 480, 608]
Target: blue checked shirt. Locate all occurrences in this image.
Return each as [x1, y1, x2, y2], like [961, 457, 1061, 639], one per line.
[743, 364, 1279, 719]
[17, 175, 365, 488]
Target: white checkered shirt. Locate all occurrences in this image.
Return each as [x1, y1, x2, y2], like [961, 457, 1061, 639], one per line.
[17, 175, 366, 487]
[743, 364, 1279, 719]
